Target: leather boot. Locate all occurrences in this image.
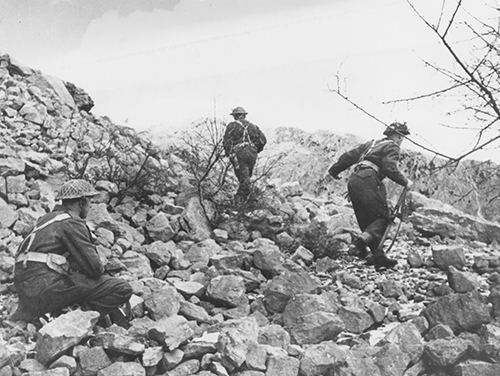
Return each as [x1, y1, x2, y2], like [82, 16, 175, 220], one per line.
[9, 302, 37, 323]
[348, 236, 368, 259]
[373, 253, 397, 270]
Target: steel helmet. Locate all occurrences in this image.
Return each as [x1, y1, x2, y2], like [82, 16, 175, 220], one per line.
[230, 106, 248, 116]
[56, 179, 99, 200]
[383, 122, 410, 136]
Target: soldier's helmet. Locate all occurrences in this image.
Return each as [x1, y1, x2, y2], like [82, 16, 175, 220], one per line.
[230, 106, 248, 116]
[56, 179, 99, 200]
[383, 122, 410, 136]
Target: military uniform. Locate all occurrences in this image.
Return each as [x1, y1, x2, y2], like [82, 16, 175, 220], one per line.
[223, 117, 267, 199]
[328, 137, 408, 255]
[13, 207, 132, 322]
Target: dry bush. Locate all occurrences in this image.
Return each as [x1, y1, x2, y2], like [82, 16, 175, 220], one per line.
[177, 118, 285, 219]
[64, 120, 174, 201]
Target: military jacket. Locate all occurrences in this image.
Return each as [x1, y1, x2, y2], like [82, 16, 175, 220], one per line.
[223, 119, 267, 156]
[328, 137, 408, 186]
[16, 208, 104, 278]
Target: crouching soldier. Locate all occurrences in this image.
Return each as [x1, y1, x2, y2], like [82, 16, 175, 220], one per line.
[11, 179, 132, 326]
[223, 106, 267, 203]
[328, 122, 413, 270]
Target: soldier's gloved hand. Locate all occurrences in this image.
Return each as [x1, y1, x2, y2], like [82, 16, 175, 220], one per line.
[406, 179, 414, 189]
[324, 170, 340, 180]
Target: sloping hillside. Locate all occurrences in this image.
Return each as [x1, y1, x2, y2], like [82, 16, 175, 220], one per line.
[1, 54, 500, 376]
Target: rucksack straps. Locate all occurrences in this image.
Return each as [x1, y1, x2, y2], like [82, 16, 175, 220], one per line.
[16, 213, 72, 258]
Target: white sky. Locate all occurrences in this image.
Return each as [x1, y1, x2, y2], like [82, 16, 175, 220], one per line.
[1, 0, 499, 161]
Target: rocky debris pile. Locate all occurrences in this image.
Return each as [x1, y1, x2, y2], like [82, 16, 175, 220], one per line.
[1, 53, 500, 376]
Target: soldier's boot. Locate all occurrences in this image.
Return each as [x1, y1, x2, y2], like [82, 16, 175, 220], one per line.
[9, 301, 37, 323]
[373, 252, 397, 270]
[348, 232, 371, 259]
[108, 301, 132, 329]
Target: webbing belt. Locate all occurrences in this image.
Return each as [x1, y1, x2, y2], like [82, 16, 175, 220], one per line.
[17, 252, 69, 274]
[355, 160, 380, 173]
[16, 213, 72, 274]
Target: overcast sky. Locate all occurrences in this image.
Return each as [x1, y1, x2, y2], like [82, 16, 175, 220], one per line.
[0, 0, 498, 161]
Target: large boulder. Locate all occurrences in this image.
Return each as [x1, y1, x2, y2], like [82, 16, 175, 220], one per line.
[424, 338, 470, 368]
[144, 240, 173, 266]
[266, 354, 300, 376]
[448, 266, 480, 293]
[382, 322, 424, 364]
[76, 346, 111, 376]
[338, 306, 374, 334]
[408, 192, 500, 244]
[206, 275, 247, 308]
[97, 362, 145, 376]
[143, 285, 181, 320]
[432, 245, 467, 270]
[422, 292, 491, 333]
[35, 310, 99, 365]
[121, 251, 153, 278]
[0, 157, 25, 174]
[0, 199, 18, 228]
[92, 331, 145, 356]
[65, 81, 94, 112]
[257, 324, 290, 350]
[372, 343, 410, 376]
[216, 318, 259, 371]
[453, 360, 500, 376]
[148, 315, 194, 351]
[299, 341, 348, 376]
[263, 269, 320, 313]
[252, 238, 284, 277]
[179, 195, 215, 241]
[145, 213, 177, 242]
[185, 239, 221, 268]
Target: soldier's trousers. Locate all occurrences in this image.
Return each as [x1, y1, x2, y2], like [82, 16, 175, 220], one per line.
[230, 145, 257, 199]
[347, 167, 390, 253]
[13, 263, 132, 321]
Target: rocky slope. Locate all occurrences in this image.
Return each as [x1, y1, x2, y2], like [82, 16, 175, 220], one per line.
[1, 54, 500, 376]
[262, 127, 500, 222]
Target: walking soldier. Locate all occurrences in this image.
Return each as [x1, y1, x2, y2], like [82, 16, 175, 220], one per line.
[223, 106, 267, 202]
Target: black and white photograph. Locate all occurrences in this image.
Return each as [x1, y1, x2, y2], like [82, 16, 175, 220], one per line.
[0, 1, 500, 375]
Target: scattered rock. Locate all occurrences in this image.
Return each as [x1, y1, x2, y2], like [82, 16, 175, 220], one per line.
[206, 275, 246, 308]
[299, 341, 348, 376]
[447, 266, 480, 293]
[97, 362, 145, 376]
[424, 337, 470, 368]
[453, 360, 500, 376]
[35, 310, 99, 365]
[422, 291, 491, 333]
[146, 213, 177, 242]
[263, 269, 320, 313]
[338, 306, 374, 334]
[76, 347, 111, 376]
[265, 354, 300, 376]
[148, 315, 194, 351]
[144, 285, 181, 319]
[432, 245, 467, 270]
[216, 318, 259, 370]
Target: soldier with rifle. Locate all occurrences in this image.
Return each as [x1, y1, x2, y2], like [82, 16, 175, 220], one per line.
[327, 122, 413, 270]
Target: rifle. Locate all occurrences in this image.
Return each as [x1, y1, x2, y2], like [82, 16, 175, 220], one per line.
[376, 186, 409, 254]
